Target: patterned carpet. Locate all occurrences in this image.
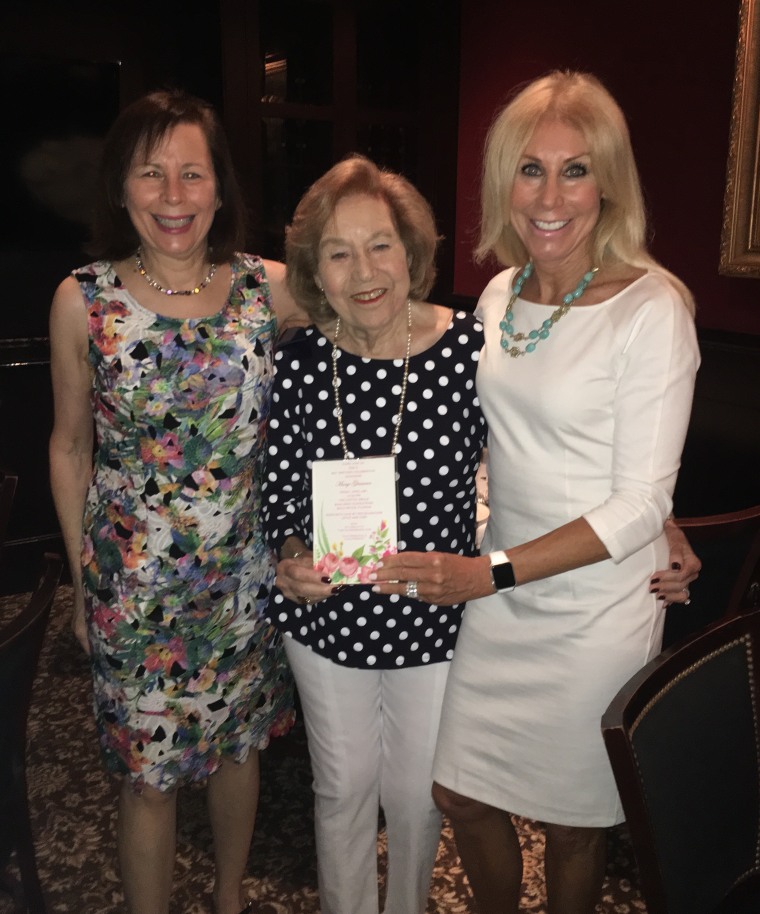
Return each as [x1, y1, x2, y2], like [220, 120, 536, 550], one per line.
[0, 585, 647, 914]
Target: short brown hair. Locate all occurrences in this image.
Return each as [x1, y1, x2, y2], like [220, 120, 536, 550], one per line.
[87, 88, 246, 262]
[285, 154, 440, 322]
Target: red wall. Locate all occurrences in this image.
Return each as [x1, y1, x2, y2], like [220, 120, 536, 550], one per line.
[454, 0, 760, 336]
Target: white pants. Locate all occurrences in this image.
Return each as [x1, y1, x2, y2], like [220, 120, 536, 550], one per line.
[284, 637, 449, 914]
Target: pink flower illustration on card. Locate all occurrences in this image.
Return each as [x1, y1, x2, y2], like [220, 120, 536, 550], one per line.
[313, 519, 395, 584]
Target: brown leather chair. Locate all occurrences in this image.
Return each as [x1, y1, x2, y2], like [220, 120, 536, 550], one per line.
[663, 504, 760, 648]
[0, 553, 63, 914]
[602, 609, 760, 914]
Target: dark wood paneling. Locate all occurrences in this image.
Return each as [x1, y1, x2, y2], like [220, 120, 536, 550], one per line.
[0, 341, 63, 593]
[0, 0, 462, 594]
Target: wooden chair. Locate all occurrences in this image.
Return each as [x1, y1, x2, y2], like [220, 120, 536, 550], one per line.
[663, 503, 760, 648]
[0, 553, 63, 914]
[602, 609, 760, 914]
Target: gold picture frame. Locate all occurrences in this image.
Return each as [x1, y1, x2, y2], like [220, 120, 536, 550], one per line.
[720, 0, 760, 276]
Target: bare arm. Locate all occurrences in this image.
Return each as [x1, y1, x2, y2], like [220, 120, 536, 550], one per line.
[374, 516, 609, 605]
[48, 275, 93, 652]
[375, 283, 698, 606]
[263, 259, 309, 331]
[375, 515, 699, 607]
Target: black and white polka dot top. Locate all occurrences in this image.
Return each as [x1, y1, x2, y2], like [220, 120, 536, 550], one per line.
[262, 310, 487, 669]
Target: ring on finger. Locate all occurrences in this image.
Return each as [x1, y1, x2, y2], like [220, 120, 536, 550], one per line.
[406, 580, 419, 599]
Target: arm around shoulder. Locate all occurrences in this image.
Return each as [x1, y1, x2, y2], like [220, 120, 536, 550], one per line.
[263, 259, 308, 331]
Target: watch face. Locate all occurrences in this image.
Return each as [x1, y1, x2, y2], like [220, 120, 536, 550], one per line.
[491, 559, 516, 592]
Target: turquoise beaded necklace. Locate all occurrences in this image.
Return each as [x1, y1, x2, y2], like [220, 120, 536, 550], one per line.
[499, 261, 599, 357]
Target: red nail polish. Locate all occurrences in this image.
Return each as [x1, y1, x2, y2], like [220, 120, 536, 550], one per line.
[650, 578, 660, 585]
[671, 562, 682, 571]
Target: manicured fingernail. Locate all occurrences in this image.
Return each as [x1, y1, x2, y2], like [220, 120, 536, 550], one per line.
[671, 562, 681, 571]
[650, 578, 660, 585]
[321, 576, 331, 584]
[649, 587, 659, 594]
[330, 586, 341, 594]
[371, 585, 380, 593]
[657, 594, 666, 601]
[369, 573, 377, 582]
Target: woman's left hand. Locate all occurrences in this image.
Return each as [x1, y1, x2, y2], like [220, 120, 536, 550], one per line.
[372, 551, 492, 606]
[650, 520, 701, 607]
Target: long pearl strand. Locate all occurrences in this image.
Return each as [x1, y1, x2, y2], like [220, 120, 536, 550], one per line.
[332, 299, 412, 459]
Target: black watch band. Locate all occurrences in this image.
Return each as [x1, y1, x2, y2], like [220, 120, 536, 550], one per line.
[489, 550, 516, 593]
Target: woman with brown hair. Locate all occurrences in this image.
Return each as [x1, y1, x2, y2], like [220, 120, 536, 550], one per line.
[49, 88, 301, 914]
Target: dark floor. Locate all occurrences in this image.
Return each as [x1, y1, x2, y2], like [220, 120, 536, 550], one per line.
[0, 585, 648, 914]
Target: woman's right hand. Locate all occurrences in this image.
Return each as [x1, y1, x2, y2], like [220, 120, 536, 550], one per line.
[71, 593, 90, 655]
[275, 544, 336, 605]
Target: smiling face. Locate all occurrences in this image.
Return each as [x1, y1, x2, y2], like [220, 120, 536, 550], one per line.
[509, 117, 601, 276]
[123, 121, 219, 260]
[316, 193, 411, 341]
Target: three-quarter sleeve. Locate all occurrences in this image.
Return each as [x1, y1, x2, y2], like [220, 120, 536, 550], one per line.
[582, 278, 700, 562]
[261, 341, 312, 556]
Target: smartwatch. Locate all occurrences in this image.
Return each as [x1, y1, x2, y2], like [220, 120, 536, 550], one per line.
[489, 551, 516, 593]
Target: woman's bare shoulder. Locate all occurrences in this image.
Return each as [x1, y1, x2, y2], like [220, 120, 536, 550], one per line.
[51, 274, 87, 318]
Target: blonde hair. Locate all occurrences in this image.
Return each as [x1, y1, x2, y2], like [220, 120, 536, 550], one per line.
[476, 70, 694, 314]
[285, 154, 440, 322]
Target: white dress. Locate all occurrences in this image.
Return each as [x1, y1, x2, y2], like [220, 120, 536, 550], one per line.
[432, 268, 700, 827]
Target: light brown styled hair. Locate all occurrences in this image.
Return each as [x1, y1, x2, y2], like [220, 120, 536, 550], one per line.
[477, 70, 694, 313]
[285, 154, 440, 322]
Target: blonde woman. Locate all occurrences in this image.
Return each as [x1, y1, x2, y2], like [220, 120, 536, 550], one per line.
[375, 71, 700, 913]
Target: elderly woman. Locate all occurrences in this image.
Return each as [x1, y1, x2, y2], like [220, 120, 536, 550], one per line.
[375, 70, 701, 914]
[262, 151, 698, 914]
[261, 154, 488, 914]
[48, 89, 301, 914]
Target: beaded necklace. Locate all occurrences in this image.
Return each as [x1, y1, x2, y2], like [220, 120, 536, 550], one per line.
[499, 261, 598, 357]
[135, 249, 217, 296]
[331, 299, 412, 459]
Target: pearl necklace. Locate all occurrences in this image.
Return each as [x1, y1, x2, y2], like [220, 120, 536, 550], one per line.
[134, 249, 217, 296]
[331, 299, 412, 459]
[499, 261, 598, 357]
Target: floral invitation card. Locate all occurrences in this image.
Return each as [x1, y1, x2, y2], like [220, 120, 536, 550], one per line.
[312, 456, 399, 584]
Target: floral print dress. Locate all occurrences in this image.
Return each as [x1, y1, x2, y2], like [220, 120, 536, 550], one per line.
[76, 254, 294, 792]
